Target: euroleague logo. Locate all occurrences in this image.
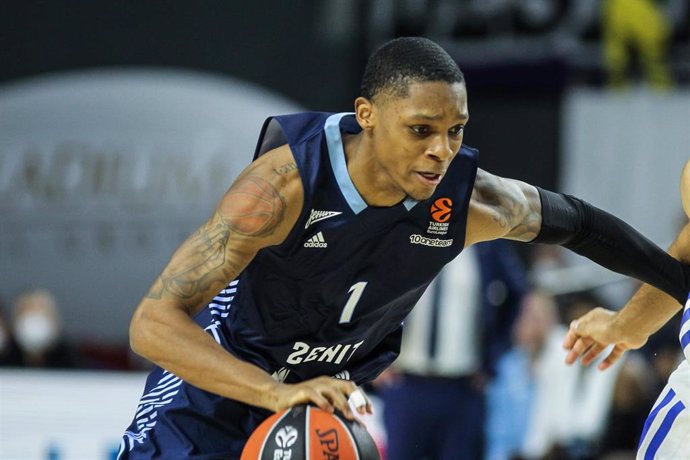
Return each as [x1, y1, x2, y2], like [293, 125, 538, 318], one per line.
[430, 197, 453, 223]
[425, 197, 453, 237]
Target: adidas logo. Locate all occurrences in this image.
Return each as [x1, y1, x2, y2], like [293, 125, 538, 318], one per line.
[304, 231, 327, 248]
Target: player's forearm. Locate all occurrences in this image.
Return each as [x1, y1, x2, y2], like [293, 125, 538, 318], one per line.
[130, 300, 279, 410]
[611, 223, 690, 340]
[612, 284, 681, 343]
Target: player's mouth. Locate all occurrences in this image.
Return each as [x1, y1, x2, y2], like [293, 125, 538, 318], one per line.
[416, 171, 443, 186]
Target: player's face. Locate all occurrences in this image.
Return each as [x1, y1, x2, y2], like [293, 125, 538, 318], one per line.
[368, 81, 469, 201]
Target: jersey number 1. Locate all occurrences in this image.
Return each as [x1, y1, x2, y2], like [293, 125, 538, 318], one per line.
[339, 281, 368, 324]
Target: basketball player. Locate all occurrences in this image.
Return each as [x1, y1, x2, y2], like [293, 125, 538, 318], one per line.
[564, 161, 690, 459]
[118, 37, 690, 459]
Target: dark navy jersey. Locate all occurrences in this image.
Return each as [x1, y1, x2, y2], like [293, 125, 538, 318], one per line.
[119, 112, 478, 458]
[218, 112, 478, 384]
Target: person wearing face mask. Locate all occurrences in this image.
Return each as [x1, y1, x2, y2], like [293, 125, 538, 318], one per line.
[11, 289, 78, 368]
[0, 301, 21, 367]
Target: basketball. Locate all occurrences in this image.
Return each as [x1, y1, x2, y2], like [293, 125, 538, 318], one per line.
[241, 404, 381, 460]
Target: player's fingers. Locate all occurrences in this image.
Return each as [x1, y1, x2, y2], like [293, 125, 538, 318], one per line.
[565, 336, 594, 365]
[598, 346, 626, 371]
[322, 385, 354, 420]
[303, 388, 334, 414]
[314, 377, 355, 420]
[565, 336, 585, 364]
[581, 342, 606, 366]
[349, 388, 372, 415]
[562, 326, 581, 351]
[360, 402, 373, 416]
[292, 379, 339, 414]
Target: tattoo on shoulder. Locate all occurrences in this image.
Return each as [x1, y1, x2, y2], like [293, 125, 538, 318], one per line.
[273, 162, 297, 176]
[143, 173, 289, 304]
[474, 170, 541, 241]
[507, 193, 541, 241]
[222, 175, 287, 237]
[145, 217, 233, 300]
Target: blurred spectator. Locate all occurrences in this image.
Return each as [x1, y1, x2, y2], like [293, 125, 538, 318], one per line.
[528, 245, 568, 290]
[598, 352, 658, 457]
[376, 240, 527, 460]
[487, 290, 624, 460]
[0, 298, 21, 366]
[10, 288, 79, 368]
[602, 0, 674, 89]
[597, 310, 683, 456]
[486, 289, 558, 460]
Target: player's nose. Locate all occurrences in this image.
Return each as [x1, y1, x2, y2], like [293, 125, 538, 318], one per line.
[425, 134, 453, 162]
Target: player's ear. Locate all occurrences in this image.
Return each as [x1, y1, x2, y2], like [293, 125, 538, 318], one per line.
[354, 97, 375, 130]
[681, 160, 690, 219]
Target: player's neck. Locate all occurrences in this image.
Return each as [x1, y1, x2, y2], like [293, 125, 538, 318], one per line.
[343, 133, 407, 207]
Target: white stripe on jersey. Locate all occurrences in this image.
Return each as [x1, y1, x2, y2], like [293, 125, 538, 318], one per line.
[213, 295, 235, 302]
[122, 370, 183, 452]
[207, 279, 240, 325]
[120, 279, 240, 455]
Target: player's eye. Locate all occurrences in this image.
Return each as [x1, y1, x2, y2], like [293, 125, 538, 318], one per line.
[449, 125, 464, 137]
[410, 125, 430, 136]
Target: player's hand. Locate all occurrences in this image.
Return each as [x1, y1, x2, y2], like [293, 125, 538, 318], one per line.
[348, 387, 373, 417]
[562, 307, 648, 370]
[268, 377, 367, 420]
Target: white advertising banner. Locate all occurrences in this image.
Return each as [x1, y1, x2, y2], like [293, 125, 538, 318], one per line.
[0, 69, 301, 342]
[0, 369, 148, 459]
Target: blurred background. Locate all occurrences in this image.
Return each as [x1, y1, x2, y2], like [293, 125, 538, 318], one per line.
[0, 1, 689, 459]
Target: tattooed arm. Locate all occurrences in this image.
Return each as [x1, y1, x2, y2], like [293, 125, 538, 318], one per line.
[465, 168, 542, 246]
[129, 145, 359, 418]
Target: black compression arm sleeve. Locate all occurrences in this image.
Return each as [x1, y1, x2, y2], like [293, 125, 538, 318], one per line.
[531, 187, 690, 305]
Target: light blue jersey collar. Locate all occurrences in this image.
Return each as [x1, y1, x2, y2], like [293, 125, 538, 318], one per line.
[324, 113, 419, 214]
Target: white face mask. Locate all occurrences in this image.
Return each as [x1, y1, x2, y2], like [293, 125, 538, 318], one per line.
[14, 313, 59, 353]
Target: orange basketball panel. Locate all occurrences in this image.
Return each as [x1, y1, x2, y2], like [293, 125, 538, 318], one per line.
[241, 411, 284, 460]
[307, 407, 359, 460]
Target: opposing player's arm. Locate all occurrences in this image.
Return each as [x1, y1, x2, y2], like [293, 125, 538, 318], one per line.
[565, 223, 690, 370]
[129, 145, 358, 417]
[607, 222, 690, 340]
[565, 161, 690, 369]
[465, 168, 542, 246]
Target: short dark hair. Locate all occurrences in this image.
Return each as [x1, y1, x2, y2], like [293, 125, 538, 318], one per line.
[360, 37, 465, 100]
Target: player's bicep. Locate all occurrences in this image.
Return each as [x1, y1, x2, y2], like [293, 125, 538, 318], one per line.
[144, 145, 303, 315]
[465, 169, 542, 246]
